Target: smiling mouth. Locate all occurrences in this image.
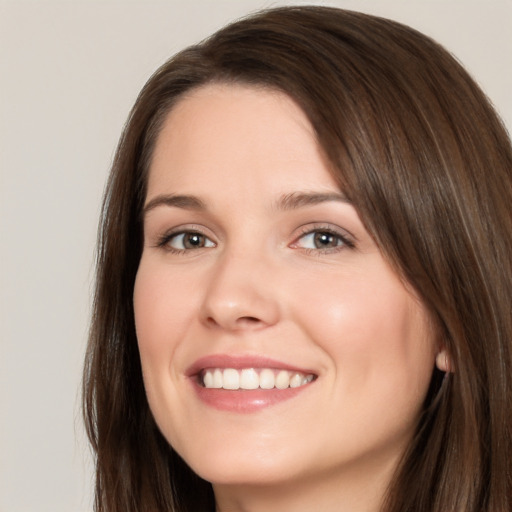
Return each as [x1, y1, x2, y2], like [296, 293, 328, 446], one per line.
[200, 368, 316, 390]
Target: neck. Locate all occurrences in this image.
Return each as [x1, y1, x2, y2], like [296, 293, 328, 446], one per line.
[213, 452, 399, 512]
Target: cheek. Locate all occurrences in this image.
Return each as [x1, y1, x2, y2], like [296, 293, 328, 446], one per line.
[133, 258, 200, 445]
[288, 263, 436, 407]
[133, 258, 198, 358]
[290, 266, 413, 344]
[132, 257, 199, 427]
[133, 260, 173, 392]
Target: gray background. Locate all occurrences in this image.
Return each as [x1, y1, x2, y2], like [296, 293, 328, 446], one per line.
[1, 1, 510, 511]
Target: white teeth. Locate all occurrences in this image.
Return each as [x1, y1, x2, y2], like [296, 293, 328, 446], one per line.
[212, 369, 223, 388]
[275, 370, 290, 389]
[203, 370, 214, 388]
[222, 368, 239, 390]
[259, 368, 275, 389]
[289, 373, 303, 388]
[201, 368, 315, 390]
[240, 368, 259, 389]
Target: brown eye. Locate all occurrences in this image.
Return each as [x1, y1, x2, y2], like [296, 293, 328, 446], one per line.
[168, 232, 215, 251]
[295, 230, 347, 250]
[313, 232, 340, 248]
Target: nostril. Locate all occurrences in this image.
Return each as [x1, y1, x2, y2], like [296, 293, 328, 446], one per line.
[205, 315, 262, 329]
[205, 316, 219, 327]
[237, 316, 261, 325]
[204, 314, 268, 331]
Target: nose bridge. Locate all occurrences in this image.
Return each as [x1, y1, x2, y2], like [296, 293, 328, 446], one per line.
[200, 243, 280, 330]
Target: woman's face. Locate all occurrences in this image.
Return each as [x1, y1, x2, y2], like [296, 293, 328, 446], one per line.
[134, 84, 437, 490]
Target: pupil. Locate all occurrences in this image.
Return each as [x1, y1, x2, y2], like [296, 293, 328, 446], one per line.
[185, 234, 204, 248]
[314, 232, 335, 248]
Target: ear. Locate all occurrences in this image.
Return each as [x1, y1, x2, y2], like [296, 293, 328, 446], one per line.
[435, 348, 452, 373]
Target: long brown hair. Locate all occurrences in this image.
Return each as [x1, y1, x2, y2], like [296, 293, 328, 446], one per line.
[83, 6, 512, 511]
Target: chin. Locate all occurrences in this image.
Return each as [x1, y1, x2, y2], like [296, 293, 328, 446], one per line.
[180, 445, 304, 486]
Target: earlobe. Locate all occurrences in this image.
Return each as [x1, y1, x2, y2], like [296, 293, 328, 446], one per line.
[435, 349, 452, 373]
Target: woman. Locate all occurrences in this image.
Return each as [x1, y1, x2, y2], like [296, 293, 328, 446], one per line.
[83, 6, 512, 512]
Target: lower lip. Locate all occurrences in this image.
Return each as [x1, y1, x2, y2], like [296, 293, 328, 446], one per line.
[191, 380, 314, 413]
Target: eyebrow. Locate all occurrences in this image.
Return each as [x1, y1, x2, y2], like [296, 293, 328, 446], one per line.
[273, 191, 351, 211]
[143, 190, 351, 216]
[143, 194, 206, 215]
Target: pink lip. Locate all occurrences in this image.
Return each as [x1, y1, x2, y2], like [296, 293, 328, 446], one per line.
[186, 354, 317, 413]
[186, 354, 315, 376]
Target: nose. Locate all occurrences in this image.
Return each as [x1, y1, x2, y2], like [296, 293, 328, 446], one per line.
[200, 251, 280, 332]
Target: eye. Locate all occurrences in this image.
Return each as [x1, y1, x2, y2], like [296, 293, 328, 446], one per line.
[164, 231, 216, 251]
[292, 228, 354, 251]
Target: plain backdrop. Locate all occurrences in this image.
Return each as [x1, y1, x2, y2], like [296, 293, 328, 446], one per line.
[1, 1, 510, 511]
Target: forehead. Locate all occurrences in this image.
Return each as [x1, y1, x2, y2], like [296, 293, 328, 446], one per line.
[146, 83, 339, 200]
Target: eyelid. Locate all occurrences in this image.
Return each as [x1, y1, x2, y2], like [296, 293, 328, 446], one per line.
[154, 224, 217, 252]
[290, 223, 356, 251]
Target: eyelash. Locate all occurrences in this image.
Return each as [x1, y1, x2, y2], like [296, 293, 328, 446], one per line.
[155, 225, 355, 255]
[156, 228, 215, 254]
[291, 225, 355, 254]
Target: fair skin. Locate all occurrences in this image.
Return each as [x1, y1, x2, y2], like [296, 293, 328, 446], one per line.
[134, 84, 439, 512]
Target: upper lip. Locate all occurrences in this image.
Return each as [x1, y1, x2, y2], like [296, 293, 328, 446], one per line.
[185, 354, 317, 378]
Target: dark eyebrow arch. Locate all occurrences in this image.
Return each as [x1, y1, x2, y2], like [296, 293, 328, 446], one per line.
[144, 191, 351, 215]
[274, 191, 351, 211]
[143, 194, 206, 215]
